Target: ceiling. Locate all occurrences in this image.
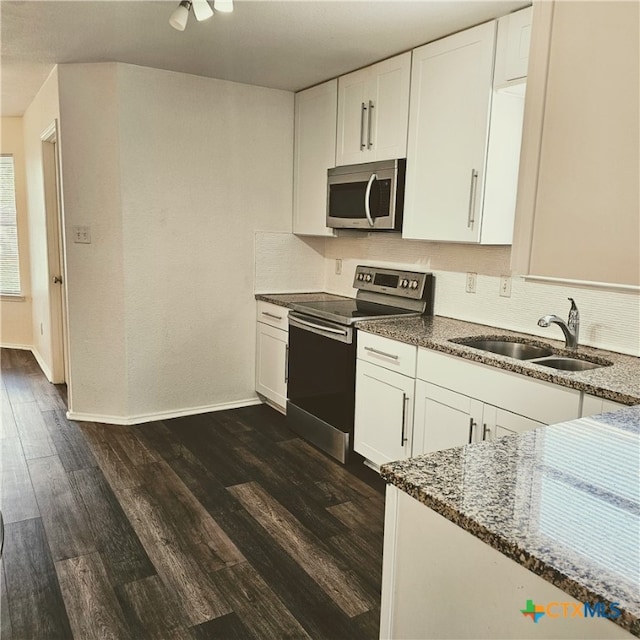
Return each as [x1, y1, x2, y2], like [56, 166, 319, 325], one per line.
[1, 0, 528, 117]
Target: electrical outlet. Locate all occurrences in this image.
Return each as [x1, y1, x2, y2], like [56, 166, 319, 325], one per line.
[499, 275, 512, 298]
[72, 225, 91, 244]
[465, 272, 477, 294]
[335, 258, 342, 275]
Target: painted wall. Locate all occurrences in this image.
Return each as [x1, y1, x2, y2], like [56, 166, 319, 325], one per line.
[21, 69, 60, 376]
[117, 64, 293, 420]
[0, 118, 33, 349]
[57, 64, 128, 417]
[56, 63, 293, 422]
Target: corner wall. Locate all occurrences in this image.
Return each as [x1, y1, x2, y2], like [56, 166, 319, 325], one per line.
[0, 117, 33, 349]
[21, 69, 60, 376]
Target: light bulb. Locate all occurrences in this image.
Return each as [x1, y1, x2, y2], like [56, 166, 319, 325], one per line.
[170, 1, 192, 31]
[214, 0, 233, 13]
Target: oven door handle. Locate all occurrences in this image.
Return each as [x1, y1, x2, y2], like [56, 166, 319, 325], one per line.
[289, 315, 350, 339]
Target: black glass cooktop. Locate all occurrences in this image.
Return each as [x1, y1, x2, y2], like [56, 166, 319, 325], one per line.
[290, 299, 417, 326]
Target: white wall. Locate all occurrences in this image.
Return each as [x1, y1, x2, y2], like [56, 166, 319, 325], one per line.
[22, 69, 60, 376]
[117, 65, 293, 420]
[56, 63, 293, 422]
[0, 117, 33, 349]
[57, 63, 128, 417]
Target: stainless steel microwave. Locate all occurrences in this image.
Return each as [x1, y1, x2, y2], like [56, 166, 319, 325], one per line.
[326, 159, 405, 231]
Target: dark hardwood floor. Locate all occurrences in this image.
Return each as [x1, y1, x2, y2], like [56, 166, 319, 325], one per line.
[0, 348, 386, 639]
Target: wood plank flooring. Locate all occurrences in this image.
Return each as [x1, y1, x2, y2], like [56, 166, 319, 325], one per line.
[0, 348, 386, 639]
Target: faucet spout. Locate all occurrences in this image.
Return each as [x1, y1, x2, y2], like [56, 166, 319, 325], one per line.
[537, 299, 580, 350]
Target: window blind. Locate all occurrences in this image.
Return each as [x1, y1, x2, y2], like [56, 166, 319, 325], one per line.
[0, 155, 22, 295]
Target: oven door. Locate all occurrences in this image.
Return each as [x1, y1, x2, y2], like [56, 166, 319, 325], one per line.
[286, 313, 357, 462]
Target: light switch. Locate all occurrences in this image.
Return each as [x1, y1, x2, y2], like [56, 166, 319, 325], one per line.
[72, 226, 91, 244]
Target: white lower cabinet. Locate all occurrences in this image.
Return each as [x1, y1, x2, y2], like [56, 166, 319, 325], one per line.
[354, 359, 414, 466]
[581, 394, 627, 417]
[255, 302, 289, 413]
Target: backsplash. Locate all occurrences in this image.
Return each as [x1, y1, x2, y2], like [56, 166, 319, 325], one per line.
[255, 232, 640, 357]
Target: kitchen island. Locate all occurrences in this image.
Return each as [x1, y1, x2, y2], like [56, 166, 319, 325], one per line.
[380, 406, 640, 639]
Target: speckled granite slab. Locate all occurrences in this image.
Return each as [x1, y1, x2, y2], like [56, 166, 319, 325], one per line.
[381, 406, 640, 637]
[255, 292, 351, 307]
[357, 315, 640, 405]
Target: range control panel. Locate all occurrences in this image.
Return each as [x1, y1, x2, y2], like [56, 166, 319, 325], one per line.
[353, 265, 433, 301]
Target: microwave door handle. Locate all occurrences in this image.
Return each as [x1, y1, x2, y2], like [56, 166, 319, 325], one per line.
[364, 173, 377, 227]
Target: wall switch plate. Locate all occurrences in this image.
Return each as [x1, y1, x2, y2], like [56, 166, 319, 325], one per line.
[72, 225, 91, 244]
[335, 258, 342, 275]
[465, 272, 477, 294]
[499, 275, 512, 298]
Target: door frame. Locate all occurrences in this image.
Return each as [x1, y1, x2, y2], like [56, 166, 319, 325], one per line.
[40, 120, 70, 390]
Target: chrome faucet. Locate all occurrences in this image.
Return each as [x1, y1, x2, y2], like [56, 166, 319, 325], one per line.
[538, 298, 580, 350]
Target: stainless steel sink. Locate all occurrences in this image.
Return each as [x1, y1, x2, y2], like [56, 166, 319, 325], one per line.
[534, 357, 607, 372]
[457, 339, 553, 360]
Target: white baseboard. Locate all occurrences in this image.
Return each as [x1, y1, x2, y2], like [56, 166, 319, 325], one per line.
[66, 397, 263, 426]
[0, 342, 32, 350]
[30, 347, 55, 383]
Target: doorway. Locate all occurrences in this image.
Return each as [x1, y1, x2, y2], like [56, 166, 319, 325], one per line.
[40, 121, 69, 395]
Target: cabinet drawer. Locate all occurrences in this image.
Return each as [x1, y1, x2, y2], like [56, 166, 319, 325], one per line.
[257, 301, 289, 331]
[357, 332, 416, 377]
[417, 349, 580, 425]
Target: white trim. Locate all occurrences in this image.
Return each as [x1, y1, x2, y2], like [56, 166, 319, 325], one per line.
[523, 274, 640, 293]
[380, 484, 399, 640]
[0, 342, 32, 350]
[31, 347, 54, 382]
[66, 397, 263, 426]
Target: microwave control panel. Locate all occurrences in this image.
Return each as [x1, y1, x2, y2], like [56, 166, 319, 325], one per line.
[353, 265, 432, 302]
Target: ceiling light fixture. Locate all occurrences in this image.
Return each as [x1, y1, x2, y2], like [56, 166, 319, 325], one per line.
[170, 0, 231, 32]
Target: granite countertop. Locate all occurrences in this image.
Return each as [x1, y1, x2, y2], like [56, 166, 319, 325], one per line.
[255, 292, 351, 307]
[357, 315, 640, 405]
[381, 406, 640, 637]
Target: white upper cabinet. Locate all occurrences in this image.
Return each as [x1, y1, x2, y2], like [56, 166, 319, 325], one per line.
[336, 52, 411, 166]
[293, 79, 338, 236]
[402, 22, 497, 243]
[503, 6, 533, 85]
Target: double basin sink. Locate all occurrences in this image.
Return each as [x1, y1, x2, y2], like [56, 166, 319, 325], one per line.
[451, 337, 613, 372]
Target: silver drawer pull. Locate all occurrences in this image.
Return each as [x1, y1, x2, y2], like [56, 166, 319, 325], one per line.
[262, 311, 283, 321]
[364, 346, 399, 360]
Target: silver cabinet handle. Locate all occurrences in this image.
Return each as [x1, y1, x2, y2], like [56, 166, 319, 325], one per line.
[367, 100, 374, 149]
[467, 169, 479, 228]
[468, 417, 475, 444]
[400, 392, 409, 446]
[262, 311, 283, 321]
[482, 423, 490, 441]
[364, 346, 398, 360]
[284, 344, 289, 383]
[360, 102, 367, 150]
[364, 173, 377, 227]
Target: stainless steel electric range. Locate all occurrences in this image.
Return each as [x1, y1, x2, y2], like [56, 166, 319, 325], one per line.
[286, 265, 434, 463]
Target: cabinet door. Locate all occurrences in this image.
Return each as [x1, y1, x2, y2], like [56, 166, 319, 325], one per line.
[336, 68, 372, 166]
[403, 21, 496, 243]
[293, 80, 337, 236]
[482, 404, 544, 441]
[255, 322, 288, 411]
[354, 360, 414, 466]
[504, 6, 533, 82]
[369, 52, 411, 161]
[413, 380, 483, 455]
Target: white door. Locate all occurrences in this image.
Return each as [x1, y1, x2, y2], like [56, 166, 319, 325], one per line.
[413, 380, 483, 455]
[354, 359, 414, 466]
[403, 21, 496, 242]
[485, 405, 544, 441]
[255, 323, 288, 410]
[293, 80, 337, 236]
